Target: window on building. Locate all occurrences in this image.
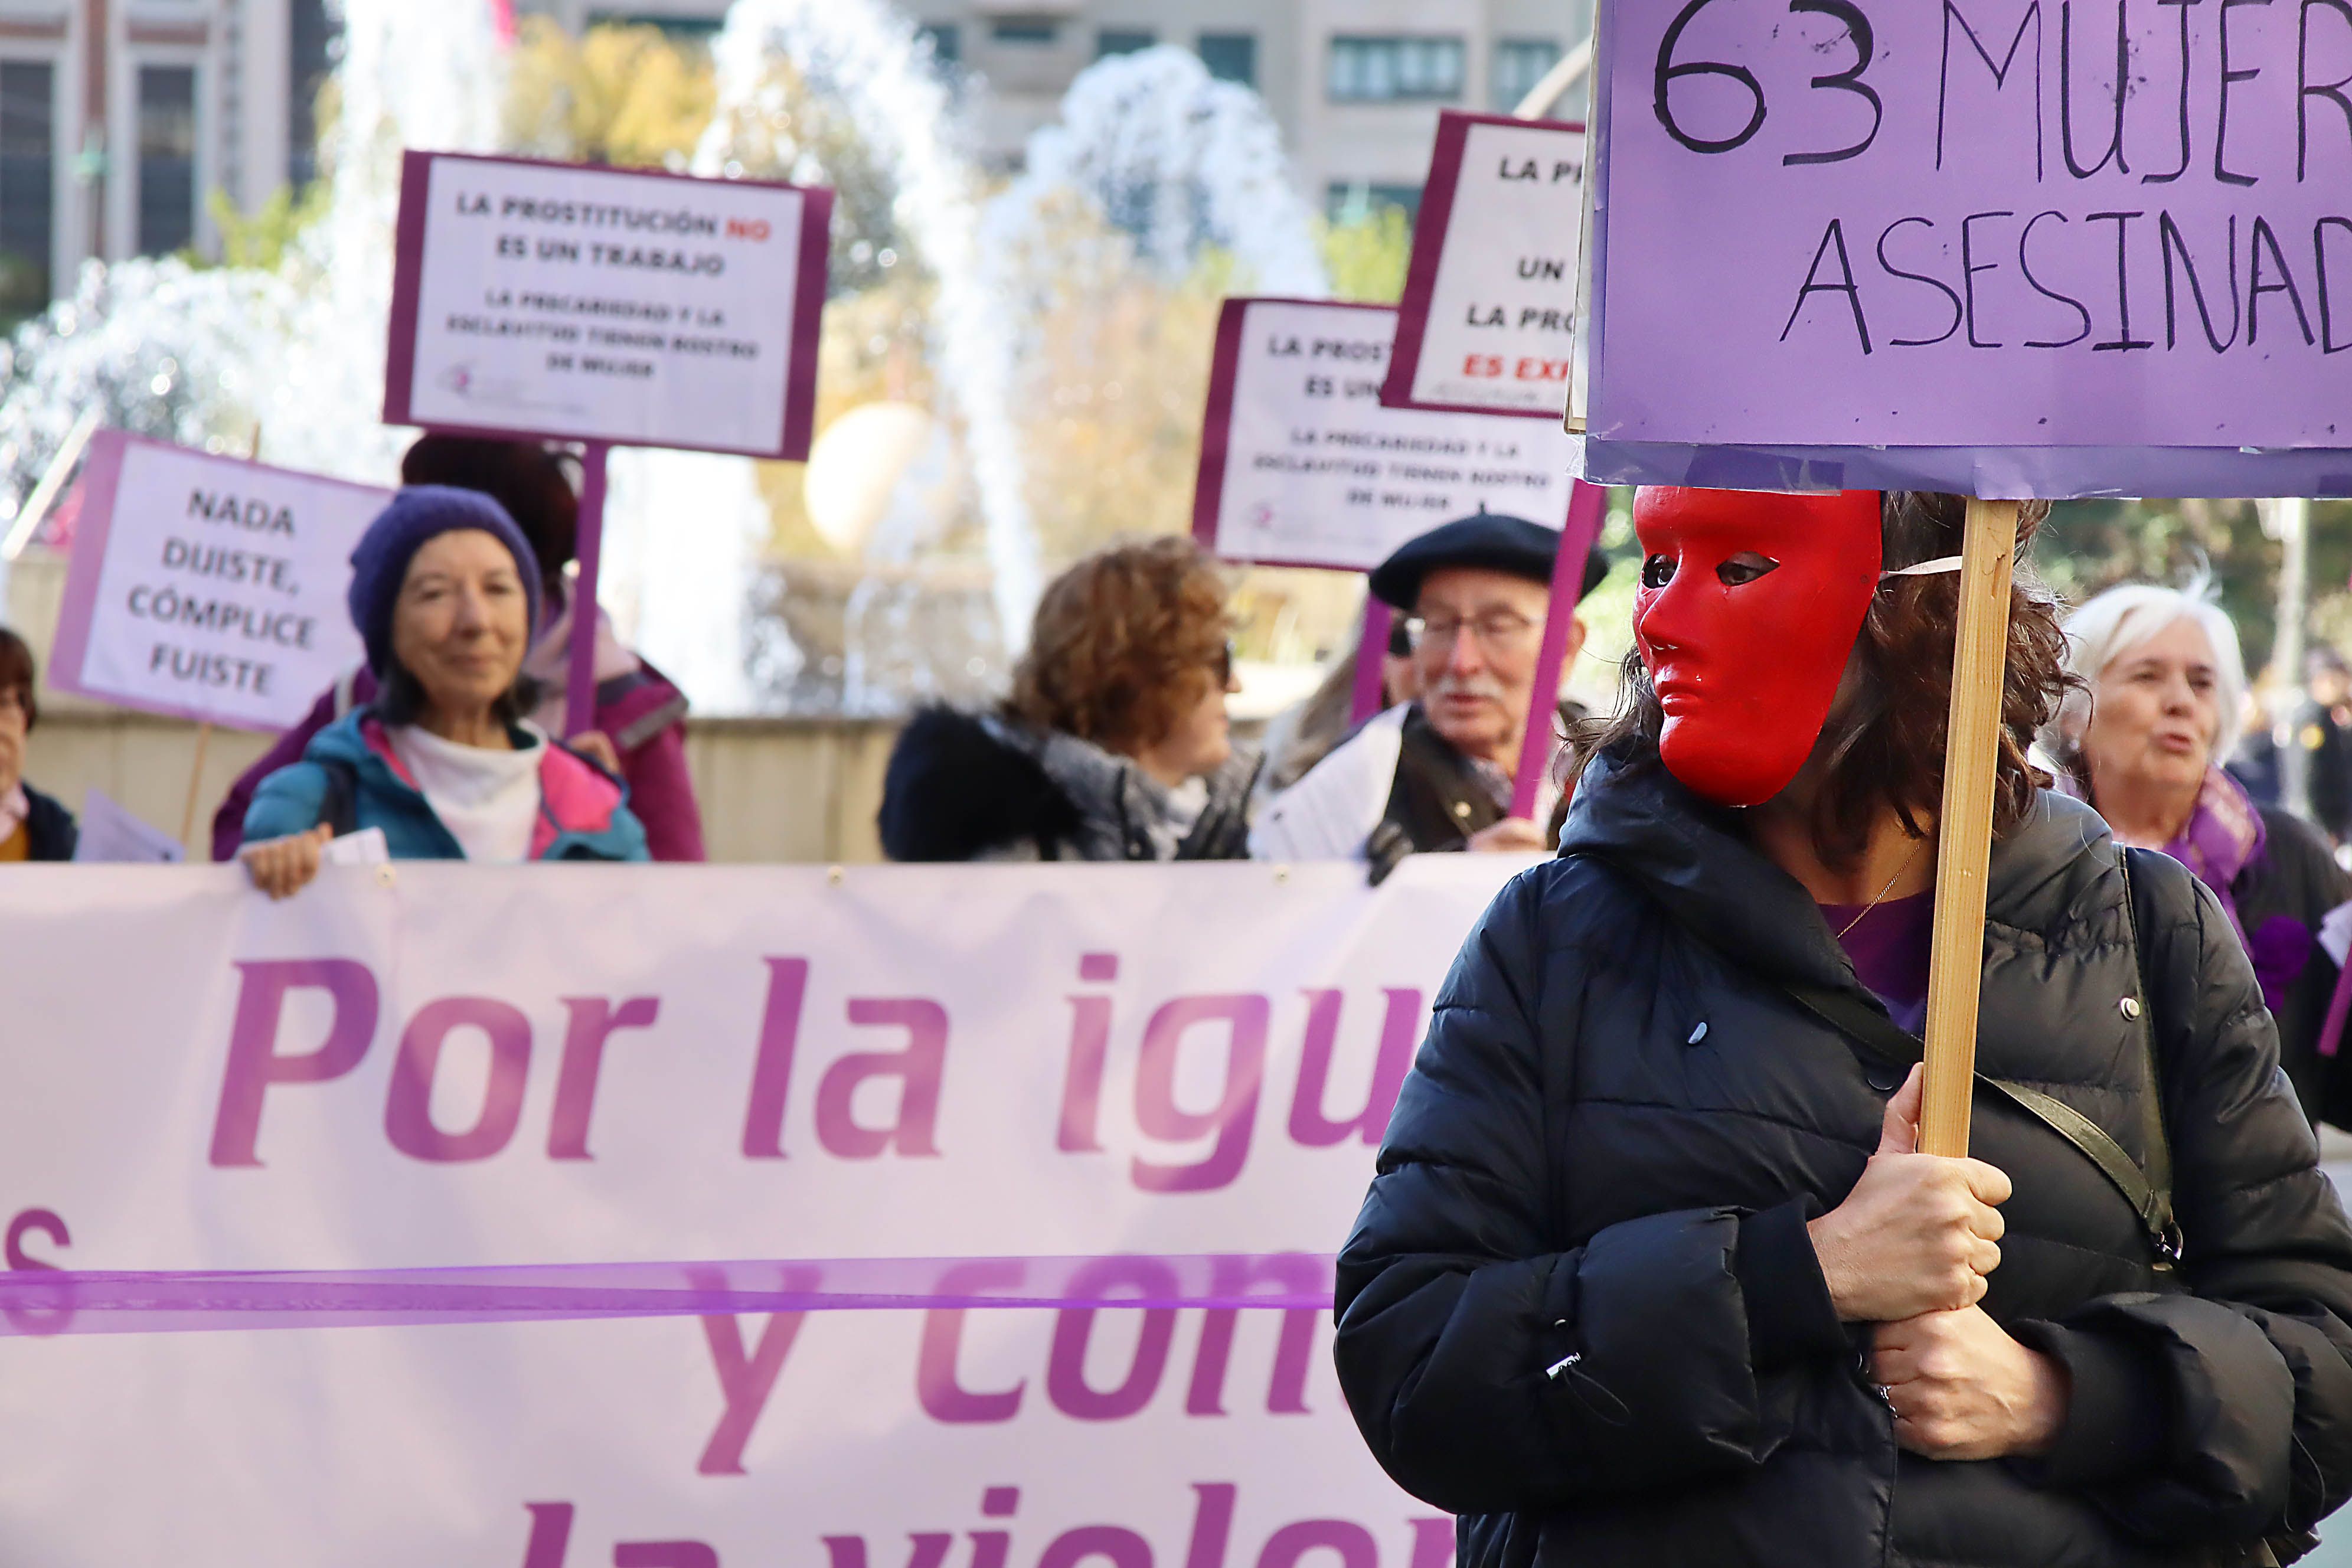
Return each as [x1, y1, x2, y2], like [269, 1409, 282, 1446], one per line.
[0, 62, 53, 327]
[1326, 181, 1423, 226]
[587, 12, 724, 39]
[916, 22, 961, 68]
[1198, 32, 1256, 87]
[1097, 29, 1154, 58]
[138, 66, 197, 257]
[1492, 38, 1562, 112]
[1328, 37, 1464, 103]
[991, 19, 1060, 45]
[289, 0, 338, 188]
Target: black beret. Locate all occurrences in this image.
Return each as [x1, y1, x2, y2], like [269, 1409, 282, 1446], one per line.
[1367, 509, 1609, 611]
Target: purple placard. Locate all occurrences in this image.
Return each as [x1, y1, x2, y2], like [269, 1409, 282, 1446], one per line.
[46, 432, 390, 730]
[42, 427, 130, 708]
[1508, 480, 1606, 820]
[562, 442, 611, 739]
[1193, 296, 1583, 571]
[1349, 602, 1393, 726]
[1384, 110, 1586, 420]
[1583, 0, 2352, 496]
[383, 150, 835, 462]
[1573, 436, 2352, 499]
[1191, 295, 1424, 570]
[1188, 296, 1257, 554]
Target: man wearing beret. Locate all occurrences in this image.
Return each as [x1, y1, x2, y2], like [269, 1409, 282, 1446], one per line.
[1251, 509, 1602, 878]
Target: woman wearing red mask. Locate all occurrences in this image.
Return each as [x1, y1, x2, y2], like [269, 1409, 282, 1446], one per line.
[1334, 489, 2352, 1568]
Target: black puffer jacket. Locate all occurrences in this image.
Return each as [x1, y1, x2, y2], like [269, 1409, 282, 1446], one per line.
[21, 783, 76, 861]
[1335, 741, 2352, 1568]
[877, 705, 1259, 862]
[2233, 807, 2352, 1128]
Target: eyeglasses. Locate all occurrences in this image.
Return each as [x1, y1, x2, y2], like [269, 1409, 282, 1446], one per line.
[1403, 612, 1540, 654]
[1211, 641, 1235, 685]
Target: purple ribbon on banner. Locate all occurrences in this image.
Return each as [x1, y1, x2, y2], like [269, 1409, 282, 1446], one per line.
[0, 1253, 1338, 1337]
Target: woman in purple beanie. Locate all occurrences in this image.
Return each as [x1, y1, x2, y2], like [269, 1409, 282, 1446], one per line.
[239, 485, 648, 897]
[213, 436, 705, 862]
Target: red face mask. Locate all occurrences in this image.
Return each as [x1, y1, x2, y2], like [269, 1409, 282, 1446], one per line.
[1632, 488, 1883, 808]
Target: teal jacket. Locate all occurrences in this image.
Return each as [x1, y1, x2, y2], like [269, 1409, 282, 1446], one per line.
[243, 708, 650, 863]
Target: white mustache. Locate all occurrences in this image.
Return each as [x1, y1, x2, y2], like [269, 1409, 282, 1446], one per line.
[1428, 674, 1509, 703]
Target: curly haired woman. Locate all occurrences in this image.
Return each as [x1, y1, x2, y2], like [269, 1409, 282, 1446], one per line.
[1335, 488, 2352, 1568]
[878, 535, 1260, 861]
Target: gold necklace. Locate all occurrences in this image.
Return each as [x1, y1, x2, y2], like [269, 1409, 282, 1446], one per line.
[1832, 839, 1928, 940]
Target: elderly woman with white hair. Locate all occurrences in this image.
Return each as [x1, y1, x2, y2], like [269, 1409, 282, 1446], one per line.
[2049, 583, 2352, 1122]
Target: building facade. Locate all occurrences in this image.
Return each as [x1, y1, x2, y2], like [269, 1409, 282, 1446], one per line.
[540, 0, 1596, 215]
[0, 0, 1589, 326]
[0, 0, 335, 325]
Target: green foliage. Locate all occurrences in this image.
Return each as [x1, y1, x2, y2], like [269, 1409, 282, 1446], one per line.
[504, 16, 717, 169]
[1317, 205, 1415, 305]
[2033, 498, 2352, 674]
[206, 183, 332, 273]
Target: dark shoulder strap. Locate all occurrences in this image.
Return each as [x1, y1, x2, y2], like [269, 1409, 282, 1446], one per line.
[2119, 847, 2180, 1257]
[1779, 963, 2180, 1269]
[1642, 851, 2183, 1269]
[311, 757, 360, 838]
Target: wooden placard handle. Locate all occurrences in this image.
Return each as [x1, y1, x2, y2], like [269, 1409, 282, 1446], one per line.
[564, 443, 612, 740]
[1917, 498, 2021, 1158]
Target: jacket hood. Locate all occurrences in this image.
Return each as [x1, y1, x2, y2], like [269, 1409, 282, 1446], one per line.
[1560, 737, 2119, 991]
[878, 705, 1083, 861]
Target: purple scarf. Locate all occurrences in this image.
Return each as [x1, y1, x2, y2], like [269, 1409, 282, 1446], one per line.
[2067, 766, 2313, 1012]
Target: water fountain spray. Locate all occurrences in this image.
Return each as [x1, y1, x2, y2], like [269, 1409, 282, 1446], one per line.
[697, 0, 1042, 655]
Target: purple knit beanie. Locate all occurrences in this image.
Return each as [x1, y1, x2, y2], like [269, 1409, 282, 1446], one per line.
[346, 485, 543, 677]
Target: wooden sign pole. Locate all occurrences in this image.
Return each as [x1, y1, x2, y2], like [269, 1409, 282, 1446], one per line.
[1917, 498, 2021, 1157]
[563, 442, 612, 740]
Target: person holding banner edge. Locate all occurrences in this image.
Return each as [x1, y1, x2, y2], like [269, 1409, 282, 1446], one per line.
[240, 486, 648, 896]
[1335, 487, 2352, 1568]
[211, 436, 705, 864]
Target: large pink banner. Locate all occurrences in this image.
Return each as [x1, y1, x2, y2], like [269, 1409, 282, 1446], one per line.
[0, 861, 1532, 1564]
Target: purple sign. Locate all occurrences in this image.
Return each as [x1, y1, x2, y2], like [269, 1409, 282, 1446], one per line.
[1583, 0, 2352, 495]
[384, 152, 832, 460]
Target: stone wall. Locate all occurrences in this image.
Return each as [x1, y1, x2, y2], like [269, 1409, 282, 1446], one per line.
[22, 708, 901, 864]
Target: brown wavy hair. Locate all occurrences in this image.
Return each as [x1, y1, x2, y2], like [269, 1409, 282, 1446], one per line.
[1587, 492, 2073, 867]
[0, 626, 37, 730]
[1007, 535, 1232, 753]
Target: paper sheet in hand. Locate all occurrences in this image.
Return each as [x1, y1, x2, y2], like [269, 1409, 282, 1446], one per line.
[70, 790, 185, 864]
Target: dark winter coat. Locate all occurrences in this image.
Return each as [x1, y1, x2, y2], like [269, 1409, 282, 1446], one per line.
[1334, 740, 2352, 1568]
[2234, 808, 2352, 1126]
[19, 783, 76, 861]
[878, 705, 1260, 863]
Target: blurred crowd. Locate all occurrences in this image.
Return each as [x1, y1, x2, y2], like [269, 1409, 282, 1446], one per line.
[8, 455, 2352, 1128]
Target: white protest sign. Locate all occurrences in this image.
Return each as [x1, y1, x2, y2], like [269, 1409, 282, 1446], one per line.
[385, 152, 832, 459]
[46, 431, 384, 731]
[1191, 298, 1579, 571]
[0, 858, 1527, 1565]
[1384, 113, 1587, 418]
